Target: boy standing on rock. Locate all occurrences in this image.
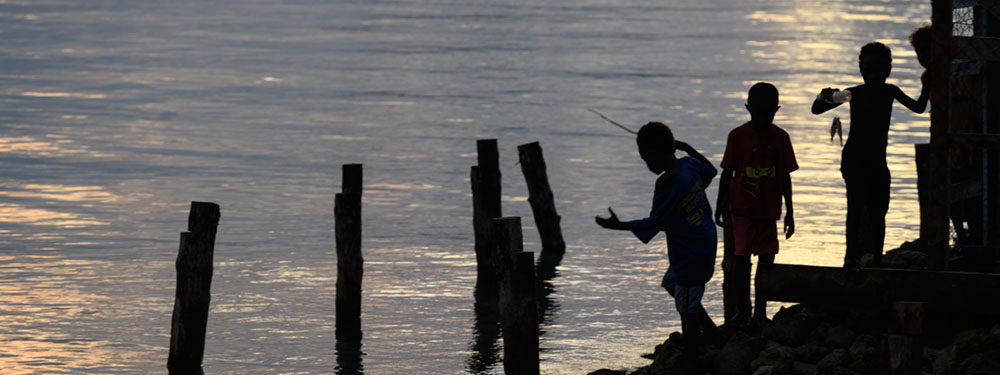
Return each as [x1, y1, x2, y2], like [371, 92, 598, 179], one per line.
[716, 82, 798, 326]
[596, 122, 718, 373]
[811, 42, 927, 268]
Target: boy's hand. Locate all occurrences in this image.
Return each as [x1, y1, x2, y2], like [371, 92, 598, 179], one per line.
[819, 87, 836, 102]
[595, 207, 628, 230]
[715, 207, 728, 227]
[674, 140, 692, 153]
[784, 213, 795, 239]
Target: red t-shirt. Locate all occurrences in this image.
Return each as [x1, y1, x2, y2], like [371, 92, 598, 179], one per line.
[720, 122, 798, 220]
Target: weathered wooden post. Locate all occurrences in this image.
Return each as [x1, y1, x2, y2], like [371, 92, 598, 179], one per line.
[336, 164, 363, 337]
[493, 217, 540, 375]
[168, 201, 220, 375]
[517, 141, 565, 255]
[926, 0, 953, 270]
[880, 302, 924, 375]
[472, 139, 502, 302]
[915, 144, 930, 245]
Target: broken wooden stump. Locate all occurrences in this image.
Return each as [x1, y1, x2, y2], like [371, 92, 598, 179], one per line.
[517, 141, 565, 255]
[336, 164, 364, 338]
[168, 201, 220, 375]
[880, 302, 924, 375]
[472, 139, 502, 304]
[493, 217, 539, 375]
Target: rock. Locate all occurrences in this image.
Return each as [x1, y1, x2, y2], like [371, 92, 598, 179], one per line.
[763, 313, 816, 346]
[792, 343, 828, 363]
[816, 349, 848, 373]
[648, 333, 684, 374]
[772, 304, 806, 322]
[859, 254, 877, 268]
[588, 369, 628, 375]
[807, 324, 830, 346]
[791, 361, 817, 375]
[824, 325, 857, 349]
[934, 346, 957, 375]
[843, 308, 881, 334]
[752, 365, 775, 375]
[958, 350, 1000, 375]
[982, 324, 1000, 353]
[750, 341, 796, 373]
[846, 335, 878, 374]
[713, 331, 767, 375]
[954, 328, 989, 354]
[882, 249, 929, 270]
[895, 239, 926, 252]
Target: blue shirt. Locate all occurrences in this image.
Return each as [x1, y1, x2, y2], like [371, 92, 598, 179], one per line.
[627, 156, 718, 286]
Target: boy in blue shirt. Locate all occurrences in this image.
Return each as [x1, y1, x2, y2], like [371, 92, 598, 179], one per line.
[596, 122, 718, 373]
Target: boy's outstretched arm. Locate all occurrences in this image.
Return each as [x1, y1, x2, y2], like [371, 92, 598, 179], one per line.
[892, 83, 928, 114]
[595, 207, 628, 230]
[811, 88, 844, 115]
[782, 172, 795, 239]
[675, 140, 717, 187]
[715, 168, 733, 227]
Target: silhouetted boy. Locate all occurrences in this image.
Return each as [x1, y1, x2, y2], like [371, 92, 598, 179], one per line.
[595, 122, 717, 373]
[716, 82, 797, 326]
[812, 42, 928, 268]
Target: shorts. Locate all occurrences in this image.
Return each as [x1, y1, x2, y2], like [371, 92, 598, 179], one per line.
[661, 267, 705, 314]
[731, 215, 778, 256]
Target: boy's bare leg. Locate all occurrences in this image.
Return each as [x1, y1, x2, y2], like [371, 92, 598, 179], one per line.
[697, 306, 720, 346]
[730, 256, 752, 326]
[721, 219, 737, 323]
[752, 254, 775, 323]
[680, 312, 702, 373]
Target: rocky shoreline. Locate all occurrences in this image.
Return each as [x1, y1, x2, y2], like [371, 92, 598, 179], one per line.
[587, 242, 1000, 375]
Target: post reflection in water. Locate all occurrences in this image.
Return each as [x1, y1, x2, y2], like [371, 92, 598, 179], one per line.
[467, 250, 563, 374]
[467, 297, 501, 374]
[535, 250, 563, 333]
[335, 325, 364, 374]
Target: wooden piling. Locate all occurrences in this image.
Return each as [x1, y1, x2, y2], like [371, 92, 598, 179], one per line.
[927, 0, 954, 270]
[168, 201, 220, 375]
[493, 217, 539, 375]
[880, 302, 924, 375]
[517, 141, 565, 255]
[336, 164, 364, 337]
[914, 144, 930, 244]
[472, 140, 502, 300]
[989, 11, 1000, 271]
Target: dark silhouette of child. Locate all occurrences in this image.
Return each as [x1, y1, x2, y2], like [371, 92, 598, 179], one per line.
[812, 42, 928, 268]
[595, 122, 718, 373]
[716, 82, 797, 326]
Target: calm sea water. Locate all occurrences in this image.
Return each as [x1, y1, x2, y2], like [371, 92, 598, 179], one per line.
[1, 0, 932, 373]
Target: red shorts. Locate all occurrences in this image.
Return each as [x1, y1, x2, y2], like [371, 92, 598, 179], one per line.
[731, 215, 778, 256]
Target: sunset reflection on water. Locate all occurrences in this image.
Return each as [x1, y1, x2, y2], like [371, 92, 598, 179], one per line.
[1, 0, 936, 373]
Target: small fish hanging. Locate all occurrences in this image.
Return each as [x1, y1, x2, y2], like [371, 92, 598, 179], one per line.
[831, 116, 843, 146]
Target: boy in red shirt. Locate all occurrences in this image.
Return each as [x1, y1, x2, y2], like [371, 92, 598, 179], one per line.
[716, 82, 797, 326]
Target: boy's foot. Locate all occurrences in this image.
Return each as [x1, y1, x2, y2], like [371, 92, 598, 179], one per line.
[725, 312, 751, 328]
[843, 259, 860, 271]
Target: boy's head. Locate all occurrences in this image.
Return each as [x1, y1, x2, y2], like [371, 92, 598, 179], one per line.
[909, 23, 932, 68]
[745, 82, 779, 129]
[636, 122, 675, 174]
[859, 42, 892, 84]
